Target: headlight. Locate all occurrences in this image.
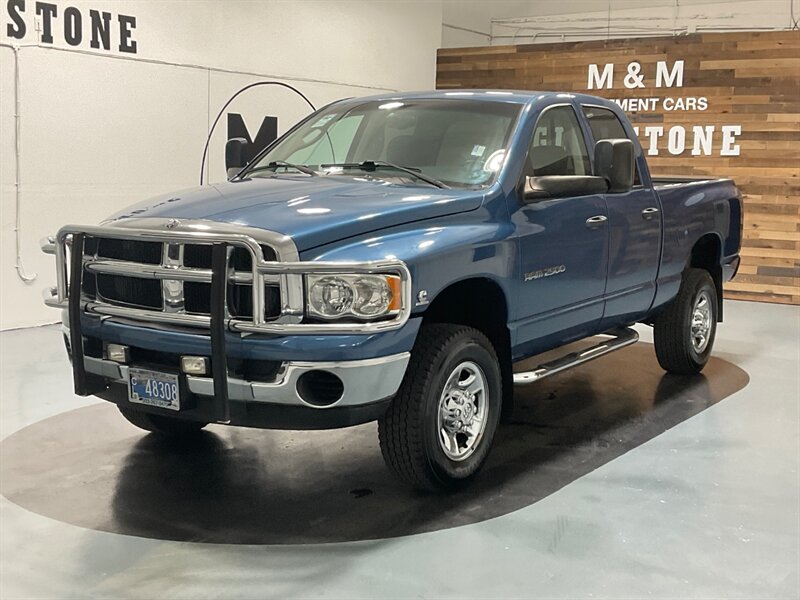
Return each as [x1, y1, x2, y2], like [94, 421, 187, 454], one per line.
[306, 274, 402, 320]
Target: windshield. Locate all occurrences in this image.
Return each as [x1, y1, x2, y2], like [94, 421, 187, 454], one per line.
[244, 99, 522, 189]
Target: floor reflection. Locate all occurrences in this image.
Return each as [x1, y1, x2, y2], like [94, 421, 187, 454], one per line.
[0, 343, 748, 544]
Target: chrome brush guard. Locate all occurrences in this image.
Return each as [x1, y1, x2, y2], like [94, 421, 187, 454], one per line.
[42, 219, 412, 335]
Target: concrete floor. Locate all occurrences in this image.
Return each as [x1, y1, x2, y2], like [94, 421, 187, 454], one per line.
[1, 300, 798, 599]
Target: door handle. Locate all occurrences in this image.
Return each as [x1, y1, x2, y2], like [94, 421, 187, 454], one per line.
[641, 207, 660, 220]
[585, 215, 608, 229]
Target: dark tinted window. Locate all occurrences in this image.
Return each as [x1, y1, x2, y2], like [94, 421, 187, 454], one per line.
[582, 106, 628, 140]
[525, 105, 591, 177]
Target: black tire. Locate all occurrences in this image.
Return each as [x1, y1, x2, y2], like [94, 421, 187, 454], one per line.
[653, 268, 718, 375]
[378, 323, 502, 492]
[118, 405, 208, 437]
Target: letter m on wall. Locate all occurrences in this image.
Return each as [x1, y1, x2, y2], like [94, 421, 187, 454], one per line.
[656, 60, 684, 88]
[588, 63, 614, 89]
[227, 114, 278, 164]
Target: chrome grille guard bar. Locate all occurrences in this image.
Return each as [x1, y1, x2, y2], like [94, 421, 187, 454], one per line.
[42, 221, 412, 335]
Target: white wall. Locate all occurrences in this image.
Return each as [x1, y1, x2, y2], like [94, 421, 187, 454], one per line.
[0, 0, 443, 329]
[442, 0, 794, 47]
[441, 0, 532, 47]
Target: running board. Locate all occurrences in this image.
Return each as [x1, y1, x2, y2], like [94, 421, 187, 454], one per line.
[513, 327, 639, 385]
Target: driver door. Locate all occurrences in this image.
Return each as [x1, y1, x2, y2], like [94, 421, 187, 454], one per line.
[510, 104, 609, 356]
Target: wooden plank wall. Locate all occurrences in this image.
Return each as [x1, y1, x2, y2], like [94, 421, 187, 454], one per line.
[437, 31, 800, 305]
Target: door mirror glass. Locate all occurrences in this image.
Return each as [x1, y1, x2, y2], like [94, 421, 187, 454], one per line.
[225, 137, 249, 179]
[593, 138, 635, 193]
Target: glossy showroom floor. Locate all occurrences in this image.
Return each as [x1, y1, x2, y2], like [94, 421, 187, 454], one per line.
[1, 300, 798, 599]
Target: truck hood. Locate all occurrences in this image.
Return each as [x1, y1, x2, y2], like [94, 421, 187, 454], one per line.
[106, 176, 483, 252]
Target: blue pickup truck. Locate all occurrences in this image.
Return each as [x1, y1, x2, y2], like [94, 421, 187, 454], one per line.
[43, 90, 742, 490]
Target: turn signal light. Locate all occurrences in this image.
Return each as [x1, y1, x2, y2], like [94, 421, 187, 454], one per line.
[387, 275, 402, 312]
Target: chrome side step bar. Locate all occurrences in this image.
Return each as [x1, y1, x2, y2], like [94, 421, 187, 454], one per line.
[513, 327, 639, 385]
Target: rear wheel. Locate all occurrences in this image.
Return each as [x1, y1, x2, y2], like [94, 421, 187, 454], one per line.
[118, 405, 208, 437]
[378, 323, 502, 491]
[653, 268, 718, 374]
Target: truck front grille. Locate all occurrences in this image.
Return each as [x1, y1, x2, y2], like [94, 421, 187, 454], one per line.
[80, 235, 282, 323]
[92, 237, 162, 265]
[183, 244, 278, 270]
[96, 273, 162, 309]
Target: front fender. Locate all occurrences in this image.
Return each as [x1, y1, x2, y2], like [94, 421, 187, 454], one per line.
[302, 217, 517, 317]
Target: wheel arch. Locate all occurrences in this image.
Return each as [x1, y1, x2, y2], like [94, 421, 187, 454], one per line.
[420, 277, 513, 418]
[688, 232, 724, 321]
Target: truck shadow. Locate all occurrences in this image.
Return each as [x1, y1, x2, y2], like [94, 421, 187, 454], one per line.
[0, 343, 748, 545]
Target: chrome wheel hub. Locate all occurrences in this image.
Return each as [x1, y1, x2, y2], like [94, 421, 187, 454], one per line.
[437, 361, 488, 461]
[690, 290, 713, 353]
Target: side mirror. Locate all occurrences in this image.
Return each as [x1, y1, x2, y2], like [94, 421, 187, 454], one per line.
[594, 139, 635, 193]
[524, 175, 608, 202]
[225, 137, 250, 179]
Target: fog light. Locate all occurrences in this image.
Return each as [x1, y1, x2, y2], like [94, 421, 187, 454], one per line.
[106, 344, 129, 364]
[181, 356, 209, 375]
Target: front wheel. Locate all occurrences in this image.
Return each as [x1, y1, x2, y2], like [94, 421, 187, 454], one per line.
[653, 268, 718, 374]
[378, 323, 502, 491]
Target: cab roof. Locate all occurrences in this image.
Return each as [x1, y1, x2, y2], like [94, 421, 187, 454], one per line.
[336, 89, 618, 109]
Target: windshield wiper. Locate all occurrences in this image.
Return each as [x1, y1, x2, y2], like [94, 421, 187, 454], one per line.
[321, 160, 448, 189]
[244, 161, 318, 177]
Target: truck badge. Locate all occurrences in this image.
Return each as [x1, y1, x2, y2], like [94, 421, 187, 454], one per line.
[165, 218, 181, 230]
[524, 265, 566, 282]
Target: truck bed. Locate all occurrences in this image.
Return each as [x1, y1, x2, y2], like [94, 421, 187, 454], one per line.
[651, 175, 732, 190]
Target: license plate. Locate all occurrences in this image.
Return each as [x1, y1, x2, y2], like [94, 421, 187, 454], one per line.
[128, 368, 180, 411]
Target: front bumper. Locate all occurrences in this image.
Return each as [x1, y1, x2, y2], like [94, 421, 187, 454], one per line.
[62, 320, 411, 429]
[722, 255, 741, 282]
[97, 382, 396, 430]
[83, 351, 409, 409]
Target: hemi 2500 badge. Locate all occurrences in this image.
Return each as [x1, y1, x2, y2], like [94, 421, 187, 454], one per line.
[524, 265, 566, 282]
